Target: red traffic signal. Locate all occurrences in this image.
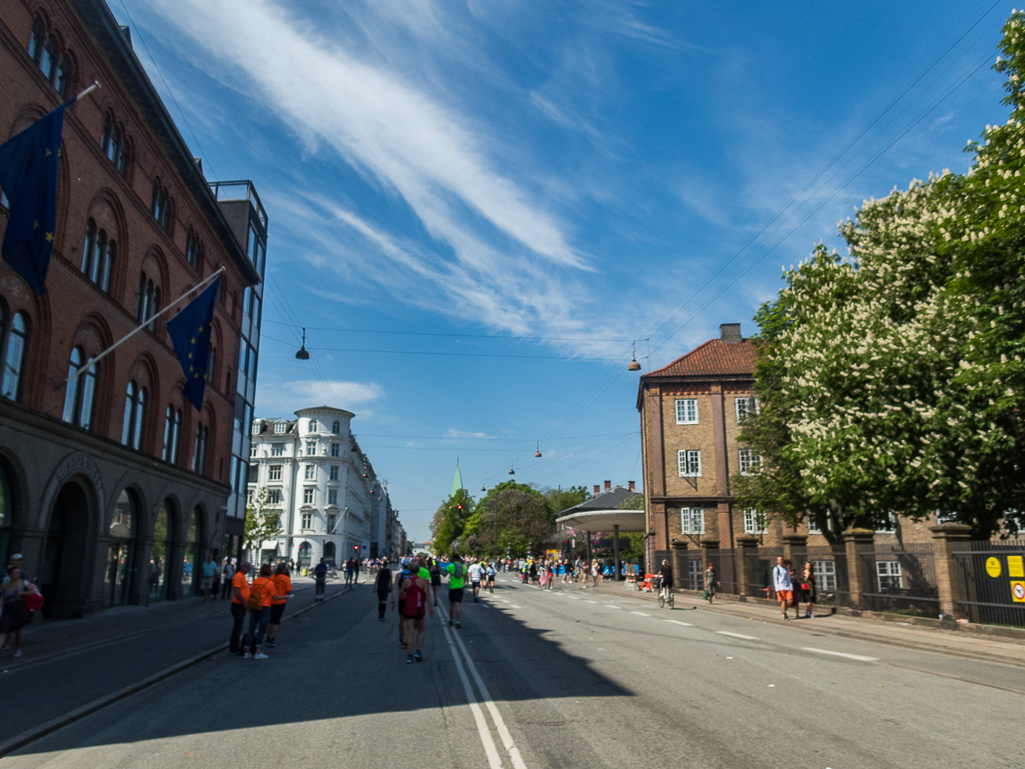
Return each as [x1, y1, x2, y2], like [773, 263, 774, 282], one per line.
[354, 545, 359, 551]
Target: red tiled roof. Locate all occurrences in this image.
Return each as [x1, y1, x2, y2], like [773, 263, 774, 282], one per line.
[644, 338, 757, 379]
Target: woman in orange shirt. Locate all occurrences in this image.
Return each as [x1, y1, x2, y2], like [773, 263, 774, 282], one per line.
[265, 563, 293, 647]
[244, 563, 275, 659]
[228, 561, 251, 656]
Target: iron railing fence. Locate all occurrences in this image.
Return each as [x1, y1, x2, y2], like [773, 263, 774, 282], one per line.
[860, 543, 938, 616]
[793, 548, 853, 608]
[952, 539, 1025, 627]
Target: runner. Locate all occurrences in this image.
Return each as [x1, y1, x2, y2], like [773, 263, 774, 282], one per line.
[392, 559, 413, 648]
[468, 559, 484, 602]
[428, 557, 442, 607]
[374, 559, 392, 620]
[313, 558, 328, 601]
[486, 561, 496, 593]
[398, 558, 434, 662]
[445, 554, 466, 628]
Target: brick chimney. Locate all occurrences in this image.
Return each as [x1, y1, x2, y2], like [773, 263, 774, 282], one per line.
[593, 484, 600, 496]
[628, 480, 635, 491]
[720, 323, 742, 344]
[604, 480, 612, 491]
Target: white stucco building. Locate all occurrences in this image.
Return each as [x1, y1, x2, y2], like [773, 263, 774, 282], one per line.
[247, 407, 404, 569]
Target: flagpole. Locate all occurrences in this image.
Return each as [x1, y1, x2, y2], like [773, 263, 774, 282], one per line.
[74, 81, 102, 102]
[64, 268, 223, 385]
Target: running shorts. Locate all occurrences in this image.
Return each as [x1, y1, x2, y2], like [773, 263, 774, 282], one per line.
[449, 587, 464, 603]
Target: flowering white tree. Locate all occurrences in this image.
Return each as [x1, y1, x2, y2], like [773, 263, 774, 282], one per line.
[736, 13, 1025, 540]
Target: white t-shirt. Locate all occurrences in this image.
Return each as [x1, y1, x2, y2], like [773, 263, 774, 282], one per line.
[469, 563, 484, 583]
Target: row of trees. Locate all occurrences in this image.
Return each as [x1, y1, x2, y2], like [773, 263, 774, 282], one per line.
[734, 13, 1025, 542]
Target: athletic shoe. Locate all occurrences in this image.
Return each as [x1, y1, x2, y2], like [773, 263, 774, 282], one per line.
[414, 650, 423, 662]
[253, 652, 269, 660]
[448, 619, 453, 626]
[13, 649, 21, 658]
[265, 640, 276, 647]
[244, 652, 253, 659]
[406, 655, 414, 664]
[455, 622, 461, 629]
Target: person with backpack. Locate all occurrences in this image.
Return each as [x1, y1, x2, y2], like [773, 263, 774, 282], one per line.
[244, 563, 277, 659]
[445, 555, 466, 628]
[398, 558, 434, 663]
[313, 558, 328, 601]
[772, 556, 795, 620]
[392, 559, 413, 648]
[265, 563, 293, 647]
[374, 559, 392, 620]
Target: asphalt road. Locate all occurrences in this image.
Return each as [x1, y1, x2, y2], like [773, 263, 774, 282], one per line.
[4, 574, 1024, 769]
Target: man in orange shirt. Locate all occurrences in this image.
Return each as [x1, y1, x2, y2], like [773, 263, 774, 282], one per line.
[229, 561, 251, 656]
[265, 564, 293, 647]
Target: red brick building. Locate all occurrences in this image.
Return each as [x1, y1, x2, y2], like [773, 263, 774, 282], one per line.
[0, 0, 261, 616]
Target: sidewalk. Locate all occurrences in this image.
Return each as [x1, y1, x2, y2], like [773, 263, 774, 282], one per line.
[0, 576, 364, 750]
[551, 578, 1025, 668]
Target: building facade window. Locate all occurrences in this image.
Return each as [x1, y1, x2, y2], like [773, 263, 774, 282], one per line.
[327, 512, 337, 531]
[328, 489, 338, 506]
[305, 440, 316, 456]
[309, 419, 318, 432]
[675, 398, 698, 424]
[162, 405, 182, 463]
[332, 420, 340, 434]
[63, 347, 97, 429]
[875, 512, 898, 533]
[1, 311, 28, 401]
[735, 396, 759, 422]
[136, 272, 160, 329]
[193, 424, 208, 474]
[304, 464, 315, 481]
[267, 488, 282, 505]
[81, 219, 115, 292]
[184, 230, 201, 271]
[330, 442, 340, 457]
[814, 560, 838, 591]
[268, 465, 282, 481]
[738, 448, 760, 475]
[121, 381, 146, 449]
[270, 443, 283, 457]
[329, 465, 339, 481]
[677, 449, 701, 477]
[743, 508, 768, 535]
[274, 422, 286, 434]
[876, 560, 902, 591]
[303, 488, 315, 505]
[301, 511, 312, 529]
[680, 507, 705, 535]
[28, 18, 69, 97]
[100, 114, 128, 175]
[151, 182, 171, 231]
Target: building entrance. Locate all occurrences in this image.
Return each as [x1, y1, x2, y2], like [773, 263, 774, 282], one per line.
[41, 481, 93, 618]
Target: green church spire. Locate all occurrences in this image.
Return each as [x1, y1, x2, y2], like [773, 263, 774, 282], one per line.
[452, 460, 464, 496]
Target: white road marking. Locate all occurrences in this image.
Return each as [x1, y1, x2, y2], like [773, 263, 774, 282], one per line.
[508, 605, 522, 609]
[585, 600, 598, 604]
[440, 621, 505, 769]
[665, 619, 694, 627]
[604, 605, 621, 610]
[567, 596, 581, 600]
[715, 631, 759, 640]
[801, 647, 878, 662]
[630, 611, 651, 617]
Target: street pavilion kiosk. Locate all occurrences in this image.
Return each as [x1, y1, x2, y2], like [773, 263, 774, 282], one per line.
[556, 486, 644, 579]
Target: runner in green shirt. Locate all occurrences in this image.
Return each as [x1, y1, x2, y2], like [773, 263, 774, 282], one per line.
[445, 555, 466, 628]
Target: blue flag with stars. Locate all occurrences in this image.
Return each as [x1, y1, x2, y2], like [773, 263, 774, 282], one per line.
[167, 277, 219, 412]
[0, 103, 68, 295]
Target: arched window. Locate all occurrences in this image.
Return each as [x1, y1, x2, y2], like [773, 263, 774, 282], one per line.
[332, 420, 340, 434]
[193, 423, 208, 474]
[81, 219, 114, 292]
[1, 311, 28, 401]
[28, 18, 69, 97]
[163, 405, 182, 464]
[121, 381, 146, 450]
[185, 230, 201, 270]
[151, 182, 171, 231]
[137, 272, 160, 329]
[309, 419, 318, 433]
[149, 500, 173, 601]
[183, 508, 200, 594]
[100, 114, 128, 175]
[105, 489, 136, 606]
[63, 347, 97, 429]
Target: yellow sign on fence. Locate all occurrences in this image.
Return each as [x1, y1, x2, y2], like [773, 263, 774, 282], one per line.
[1008, 555, 1025, 578]
[1012, 581, 1025, 603]
[986, 557, 1002, 578]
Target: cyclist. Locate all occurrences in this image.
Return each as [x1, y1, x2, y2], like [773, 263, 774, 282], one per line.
[658, 559, 674, 599]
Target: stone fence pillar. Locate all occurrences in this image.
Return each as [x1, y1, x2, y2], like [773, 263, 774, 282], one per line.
[782, 534, 808, 568]
[930, 523, 972, 620]
[843, 528, 875, 610]
[735, 535, 759, 597]
[700, 539, 719, 584]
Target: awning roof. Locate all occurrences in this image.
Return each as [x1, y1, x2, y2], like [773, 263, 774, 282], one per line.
[555, 509, 645, 533]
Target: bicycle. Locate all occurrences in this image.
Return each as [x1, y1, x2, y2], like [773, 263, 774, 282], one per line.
[657, 580, 674, 609]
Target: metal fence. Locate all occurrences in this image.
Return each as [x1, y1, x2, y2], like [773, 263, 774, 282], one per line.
[793, 548, 853, 608]
[953, 540, 1025, 627]
[860, 543, 938, 616]
[745, 553, 774, 599]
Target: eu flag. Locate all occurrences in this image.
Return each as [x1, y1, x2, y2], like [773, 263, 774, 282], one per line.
[0, 104, 68, 295]
[167, 278, 219, 412]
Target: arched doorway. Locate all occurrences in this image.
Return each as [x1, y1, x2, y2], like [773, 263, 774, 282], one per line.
[182, 508, 202, 595]
[323, 541, 336, 567]
[40, 481, 93, 618]
[104, 490, 137, 606]
[298, 541, 312, 573]
[149, 500, 174, 601]
[0, 464, 11, 571]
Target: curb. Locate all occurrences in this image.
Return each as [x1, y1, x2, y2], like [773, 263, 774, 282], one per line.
[0, 586, 351, 758]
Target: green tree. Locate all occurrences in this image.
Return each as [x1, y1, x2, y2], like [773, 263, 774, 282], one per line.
[463, 481, 555, 557]
[432, 490, 473, 556]
[244, 487, 284, 558]
[737, 12, 1025, 540]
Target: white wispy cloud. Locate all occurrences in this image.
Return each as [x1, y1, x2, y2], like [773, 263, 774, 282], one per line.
[443, 428, 494, 440]
[255, 379, 384, 419]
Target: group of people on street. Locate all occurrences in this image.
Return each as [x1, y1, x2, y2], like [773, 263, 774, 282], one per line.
[772, 556, 817, 620]
[228, 561, 294, 659]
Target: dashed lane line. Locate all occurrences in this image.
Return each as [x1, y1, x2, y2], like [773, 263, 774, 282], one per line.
[715, 631, 759, 641]
[630, 611, 651, 617]
[665, 620, 694, 627]
[801, 647, 878, 662]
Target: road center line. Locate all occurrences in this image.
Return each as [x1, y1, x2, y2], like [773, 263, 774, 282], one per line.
[585, 600, 598, 604]
[630, 611, 651, 617]
[665, 619, 694, 627]
[801, 647, 878, 662]
[715, 631, 759, 640]
[604, 605, 621, 609]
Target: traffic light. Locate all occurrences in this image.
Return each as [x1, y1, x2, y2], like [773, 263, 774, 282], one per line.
[354, 545, 359, 552]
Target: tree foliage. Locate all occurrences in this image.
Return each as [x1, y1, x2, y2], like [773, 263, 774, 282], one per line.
[431, 490, 472, 557]
[736, 13, 1025, 540]
[244, 487, 284, 555]
[462, 481, 555, 557]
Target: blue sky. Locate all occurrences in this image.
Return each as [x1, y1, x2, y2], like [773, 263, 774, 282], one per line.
[111, 0, 1012, 541]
